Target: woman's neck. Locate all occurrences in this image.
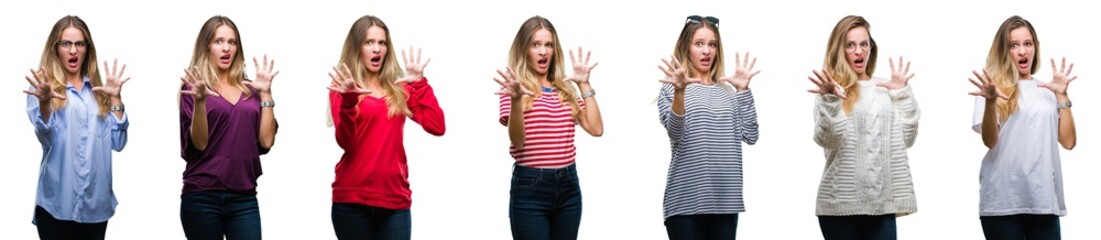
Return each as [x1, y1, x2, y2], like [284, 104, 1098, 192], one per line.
[536, 73, 552, 88]
[364, 73, 383, 89]
[857, 72, 871, 81]
[698, 71, 714, 85]
[66, 72, 82, 86]
[216, 68, 232, 83]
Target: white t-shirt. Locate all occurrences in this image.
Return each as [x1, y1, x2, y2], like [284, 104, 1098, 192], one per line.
[971, 78, 1065, 216]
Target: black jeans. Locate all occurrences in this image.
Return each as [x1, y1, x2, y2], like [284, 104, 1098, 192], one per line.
[980, 214, 1060, 240]
[818, 214, 896, 240]
[35, 205, 108, 240]
[331, 203, 411, 240]
[664, 214, 739, 240]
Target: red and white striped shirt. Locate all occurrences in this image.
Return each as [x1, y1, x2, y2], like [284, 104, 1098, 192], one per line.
[498, 89, 585, 169]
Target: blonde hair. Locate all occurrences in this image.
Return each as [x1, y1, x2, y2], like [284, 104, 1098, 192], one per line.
[39, 15, 108, 116]
[673, 17, 728, 92]
[986, 15, 1040, 122]
[189, 15, 250, 99]
[336, 15, 410, 118]
[823, 15, 878, 114]
[508, 16, 581, 121]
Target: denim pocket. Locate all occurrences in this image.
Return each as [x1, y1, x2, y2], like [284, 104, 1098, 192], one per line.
[568, 170, 581, 184]
[511, 170, 542, 189]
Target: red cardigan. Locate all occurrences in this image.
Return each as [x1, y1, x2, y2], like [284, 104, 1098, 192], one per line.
[329, 78, 445, 209]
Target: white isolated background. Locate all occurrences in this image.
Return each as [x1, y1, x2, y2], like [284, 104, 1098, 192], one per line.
[1, 0, 1097, 239]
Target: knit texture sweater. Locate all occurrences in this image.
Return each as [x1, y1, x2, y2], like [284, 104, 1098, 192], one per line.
[814, 78, 920, 216]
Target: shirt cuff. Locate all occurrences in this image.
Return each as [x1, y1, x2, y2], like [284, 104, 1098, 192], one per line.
[33, 113, 51, 132]
[111, 111, 130, 131]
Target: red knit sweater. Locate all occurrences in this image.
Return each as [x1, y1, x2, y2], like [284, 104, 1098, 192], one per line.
[329, 78, 445, 209]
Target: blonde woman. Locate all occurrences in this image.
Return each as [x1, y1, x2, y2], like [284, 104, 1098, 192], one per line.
[177, 15, 280, 240]
[24, 15, 130, 240]
[655, 15, 760, 240]
[493, 15, 602, 240]
[968, 15, 1076, 240]
[806, 15, 919, 240]
[326, 15, 446, 240]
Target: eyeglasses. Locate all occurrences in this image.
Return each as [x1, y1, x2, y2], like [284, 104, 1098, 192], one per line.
[845, 40, 873, 53]
[686, 15, 719, 27]
[57, 40, 89, 49]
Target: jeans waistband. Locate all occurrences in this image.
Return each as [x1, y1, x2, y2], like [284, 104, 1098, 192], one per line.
[513, 163, 577, 175]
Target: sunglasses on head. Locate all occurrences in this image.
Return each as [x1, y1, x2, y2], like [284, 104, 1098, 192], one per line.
[686, 15, 719, 27]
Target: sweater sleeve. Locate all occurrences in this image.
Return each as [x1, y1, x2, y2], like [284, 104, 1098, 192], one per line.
[330, 89, 361, 151]
[179, 84, 199, 159]
[813, 93, 847, 150]
[888, 86, 920, 148]
[657, 84, 686, 144]
[734, 90, 759, 145]
[404, 78, 446, 136]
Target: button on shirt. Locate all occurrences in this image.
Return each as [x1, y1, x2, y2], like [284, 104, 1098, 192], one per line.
[27, 76, 129, 223]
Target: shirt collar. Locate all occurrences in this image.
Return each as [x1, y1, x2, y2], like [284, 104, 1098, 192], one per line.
[65, 75, 92, 90]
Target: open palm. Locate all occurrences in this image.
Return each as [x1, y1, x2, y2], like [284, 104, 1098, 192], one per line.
[807, 68, 846, 99]
[328, 63, 370, 95]
[494, 67, 533, 98]
[180, 66, 221, 99]
[876, 56, 914, 90]
[396, 46, 431, 84]
[565, 46, 598, 85]
[658, 55, 701, 90]
[720, 51, 760, 91]
[967, 68, 1008, 100]
[92, 59, 131, 97]
[1038, 57, 1077, 95]
[245, 55, 280, 93]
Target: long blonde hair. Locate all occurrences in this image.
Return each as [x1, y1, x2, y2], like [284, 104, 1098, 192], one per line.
[40, 15, 108, 116]
[673, 17, 727, 91]
[508, 16, 581, 120]
[189, 15, 250, 98]
[986, 15, 1040, 122]
[337, 15, 410, 118]
[823, 15, 878, 114]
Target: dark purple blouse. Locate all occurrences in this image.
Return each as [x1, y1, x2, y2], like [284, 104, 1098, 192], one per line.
[178, 84, 276, 195]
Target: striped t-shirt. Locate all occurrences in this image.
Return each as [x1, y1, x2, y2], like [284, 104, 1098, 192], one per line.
[657, 83, 759, 219]
[499, 87, 585, 169]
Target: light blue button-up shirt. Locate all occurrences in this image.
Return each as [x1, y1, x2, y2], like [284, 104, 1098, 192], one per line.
[26, 76, 128, 224]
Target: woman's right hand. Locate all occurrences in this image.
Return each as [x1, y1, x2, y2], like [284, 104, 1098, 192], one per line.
[23, 67, 66, 101]
[494, 66, 533, 99]
[967, 68, 1008, 100]
[807, 68, 846, 99]
[328, 63, 370, 94]
[658, 55, 700, 90]
[180, 66, 221, 100]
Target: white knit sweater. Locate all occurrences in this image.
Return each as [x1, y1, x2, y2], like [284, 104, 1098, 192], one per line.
[813, 78, 920, 216]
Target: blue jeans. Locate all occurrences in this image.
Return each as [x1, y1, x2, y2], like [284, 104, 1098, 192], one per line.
[509, 163, 583, 240]
[980, 214, 1060, 240]
[664, 214, 739, 240]
[331, 203, 411, 240]
[180, 190, 262, 240]
[818, 214, 896, 240]
[34, 205, 108, 240]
